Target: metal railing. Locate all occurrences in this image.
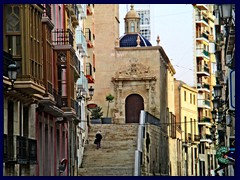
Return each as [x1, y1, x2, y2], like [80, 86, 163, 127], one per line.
[43, 4, 51, 20]
[52, 29, 74, 47]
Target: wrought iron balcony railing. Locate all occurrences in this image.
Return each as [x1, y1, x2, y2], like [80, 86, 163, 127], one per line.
[52, 29, 74, 47]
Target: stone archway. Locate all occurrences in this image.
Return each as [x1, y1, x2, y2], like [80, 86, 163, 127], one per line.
[125, 94, 144, 123]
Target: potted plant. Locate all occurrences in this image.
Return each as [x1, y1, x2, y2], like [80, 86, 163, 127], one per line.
[90, 106, 103, 124]
[102, 94, 114, 124]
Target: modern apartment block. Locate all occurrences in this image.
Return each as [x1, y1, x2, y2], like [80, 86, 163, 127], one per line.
[193, 4, 217, 176]
[134, 4, 151, 41]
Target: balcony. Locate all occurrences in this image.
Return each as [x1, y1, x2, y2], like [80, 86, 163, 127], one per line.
[200, 134, 212, 144]
[73, 54, 81, 76]
[198, 117, 212, 126]
[77, 71, 89, 94]
[68, 4, 79, 26]
[28, 139, 37, 164]
[65, 4, 79, 24]
[196, 32, 209, 44]
[86, 62, 94, 83]
[197, 65, 210, 76]
[38, 91, 64, 117]
[42, 5, 54, 30]
[85, 28, 94, 48]
[196, 48, 210, 60]
[197, 82, 210, 92]
[4, 135, 37, 164]
[42, 4, 51, 20]
[198, 99, 211, 109]
[77, 4, 87, 19]
[76, 30, 87, 56]
[52, 29, 74, 47]
[53, 89, 62, 108]
[195, 4, 208, 10]
[196, 14, 209, 27]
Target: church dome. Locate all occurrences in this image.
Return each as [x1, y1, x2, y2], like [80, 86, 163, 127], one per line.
[119, 33, 152, 47]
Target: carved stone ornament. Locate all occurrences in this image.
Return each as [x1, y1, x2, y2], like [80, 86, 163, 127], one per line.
[115, 61, 151, 78]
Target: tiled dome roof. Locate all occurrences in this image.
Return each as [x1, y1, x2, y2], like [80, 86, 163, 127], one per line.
[119, 34, 152, 47]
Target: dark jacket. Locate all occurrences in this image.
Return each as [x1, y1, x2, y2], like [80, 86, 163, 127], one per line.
[95, 133, 102, 142]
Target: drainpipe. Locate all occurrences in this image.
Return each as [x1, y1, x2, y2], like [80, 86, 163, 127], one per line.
[134, 110, 145, 176]
[19, 102, 22, 176]
[68, 120, 71, 176]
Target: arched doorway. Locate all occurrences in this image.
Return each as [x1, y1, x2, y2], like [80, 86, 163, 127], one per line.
[125, 94, 144, 123]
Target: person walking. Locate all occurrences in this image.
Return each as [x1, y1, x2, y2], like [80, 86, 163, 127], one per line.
[95, 130, 102, 149]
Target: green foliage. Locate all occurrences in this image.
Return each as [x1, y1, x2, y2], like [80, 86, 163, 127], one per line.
[106, 94, 114, 102]
[90, 106, 103, 119]
[106, 94, 114, 117]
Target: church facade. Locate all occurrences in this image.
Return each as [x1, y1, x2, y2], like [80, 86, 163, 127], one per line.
[93, 4, 176, 175]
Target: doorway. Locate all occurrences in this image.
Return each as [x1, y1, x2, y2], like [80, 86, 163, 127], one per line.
[125, 94, 144, 123]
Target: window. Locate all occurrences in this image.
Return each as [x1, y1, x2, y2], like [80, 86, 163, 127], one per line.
[184, 91, 186, 101]
[190, 93, 192, 104]
[5, 5, 21, 56]
[130, 22, 134, 32]
[184, 116, 187, 140]
[193, 95, 196, 105]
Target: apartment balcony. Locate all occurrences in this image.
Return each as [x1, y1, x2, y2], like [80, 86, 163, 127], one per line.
[73, 54, 81, 76]
[195, 4, 208, 10]
[197, 82, 210, 92]
[86, 62, 94, 83]
[197, 65, 210, 76]
[200, 134, 212, 144]
[77, 4, 87, 19]
[65, 4, 79, 26]
[198, 117, 212, 127]
[85, 28, 94, 48]
[198, 99, 211, 109]
[196, 32, 209, 44]
[77, 71, 89, 95]
[61, 97, 79, 121]
[38, 88, 64, 117]
[3, 51, 45, 103]
[196, 48, 210, 60]
[4, 135, 37, 164]
[42, 4, 54, 29]
[195, 14, 209, 27]
[76, 30, 88, 56]
[52, 29, 74, 49]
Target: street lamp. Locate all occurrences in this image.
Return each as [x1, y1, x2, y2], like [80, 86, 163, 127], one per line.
[87, 86, 94, 101]
[219, 4, 232, 20]
[7, 61, 18, 90]
[211, 110, 217, 120]
[213, 84, 222, 98]
[212, 98, 220, 109]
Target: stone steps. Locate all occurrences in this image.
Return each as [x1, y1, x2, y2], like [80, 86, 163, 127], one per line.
[78, 166, 134, 176]
[78, 124, 138, 176]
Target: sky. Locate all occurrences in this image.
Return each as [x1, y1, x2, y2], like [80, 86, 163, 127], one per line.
[119, 4, 195, 87]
